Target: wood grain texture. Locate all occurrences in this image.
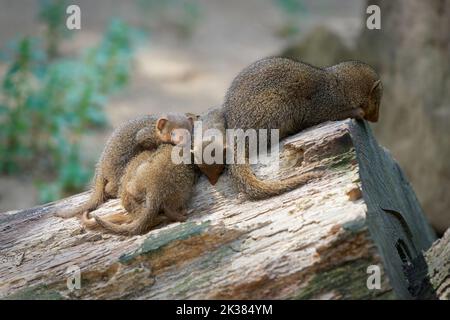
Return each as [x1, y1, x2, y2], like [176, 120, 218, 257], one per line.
[350, 120, 436, 299]
[0, 120, 435, 299]
[425, 229, 450, 300]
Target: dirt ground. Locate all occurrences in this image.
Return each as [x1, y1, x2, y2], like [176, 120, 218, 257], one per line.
[0, 0, 363, 211]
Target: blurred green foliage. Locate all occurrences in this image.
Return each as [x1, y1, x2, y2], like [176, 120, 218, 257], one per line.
[39, 0, 69, 59]
[137, 0, 202, 38]
[275, 0, 307, 13]
[274, 0, 308, 38]
[0, 6, 142, 203]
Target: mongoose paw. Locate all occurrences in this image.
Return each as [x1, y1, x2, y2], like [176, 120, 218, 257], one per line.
[164, 209, 188, 222]
[352, 107, 365, 120]
[173, 213, 188, 222]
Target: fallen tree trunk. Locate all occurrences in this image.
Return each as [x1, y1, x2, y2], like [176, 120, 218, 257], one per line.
[0, 120, 437, 300]
[424, 229, 450, 300]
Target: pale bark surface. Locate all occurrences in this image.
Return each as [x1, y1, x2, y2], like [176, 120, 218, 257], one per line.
[280, 0, 450, 234]
[0, 120, 435, 299]
[425, 229, 450, 300]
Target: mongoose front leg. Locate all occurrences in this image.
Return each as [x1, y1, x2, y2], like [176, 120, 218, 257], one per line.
[104, 180, 119, 197]
[346, 107, 365, 120]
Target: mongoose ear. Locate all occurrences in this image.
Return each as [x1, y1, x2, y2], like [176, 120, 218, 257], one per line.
[185, 112, 199, 119]
[185, 113, 199, 128]
[370, 80, 382, 95]
[365, 80, 383, 122]
[156, 117, 168, 131]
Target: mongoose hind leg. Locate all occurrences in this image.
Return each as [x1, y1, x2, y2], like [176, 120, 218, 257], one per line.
[164, 206, 188, 222]
[151, 214, 170, 226]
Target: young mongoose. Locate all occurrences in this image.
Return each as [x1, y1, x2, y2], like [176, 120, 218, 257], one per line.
[80, 150, 164, 231]
[55, 113, 196, 218]
[91, 144, 197, 236]
[224, 57, 382, 200]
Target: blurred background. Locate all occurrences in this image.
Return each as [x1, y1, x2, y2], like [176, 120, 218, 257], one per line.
[0, 0, 448, 234]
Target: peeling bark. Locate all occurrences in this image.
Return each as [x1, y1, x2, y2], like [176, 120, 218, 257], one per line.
[425, 229, 450, 300]
[0, 120, 436, 299]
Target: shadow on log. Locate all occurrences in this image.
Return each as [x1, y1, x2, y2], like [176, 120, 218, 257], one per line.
[0, 120, 439, 299]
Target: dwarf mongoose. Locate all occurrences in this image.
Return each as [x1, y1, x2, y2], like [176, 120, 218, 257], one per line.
[91, 145, 196, 235]
[224, 57, 382, 199]
[56, 113, 196, 218]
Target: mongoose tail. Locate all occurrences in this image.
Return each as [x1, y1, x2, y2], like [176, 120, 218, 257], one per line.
[54, 171, 106, 218]
[55, 113, 197, 220]
[93, 198, 165, 236]
[229, 162, 323, 200]
[80, 211, 132, 229]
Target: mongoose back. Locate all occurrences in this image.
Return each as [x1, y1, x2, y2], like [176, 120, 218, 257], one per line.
[92, 144, 197, 236]
[55, 113, 195, 218]
[224, 57, 382, 199]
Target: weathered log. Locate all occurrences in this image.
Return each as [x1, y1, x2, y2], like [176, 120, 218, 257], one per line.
[424, 229, 450, 300]
[0, 120, 436, 300]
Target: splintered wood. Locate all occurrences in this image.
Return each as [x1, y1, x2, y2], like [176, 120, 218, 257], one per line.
[0, 120, 413, 300]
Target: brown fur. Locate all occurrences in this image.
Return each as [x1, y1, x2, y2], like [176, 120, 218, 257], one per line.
[92, 145, 196, 236]
[55, 113, 195, 218]
[224, 57, 382, 199]
[193, 106, 227, 185]
[81, 211, 134, 229]
[80, 151, 156, 230]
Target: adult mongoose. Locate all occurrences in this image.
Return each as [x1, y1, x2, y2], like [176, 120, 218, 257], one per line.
[224, 57, 382, 200]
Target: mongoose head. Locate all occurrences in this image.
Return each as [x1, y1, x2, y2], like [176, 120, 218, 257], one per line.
[192, 137, 226, 185]
[331, 61, 383, 122]
[156, 113, 198, 146]
[365, 79, 383, 122]
[197, 163, 225, 185]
